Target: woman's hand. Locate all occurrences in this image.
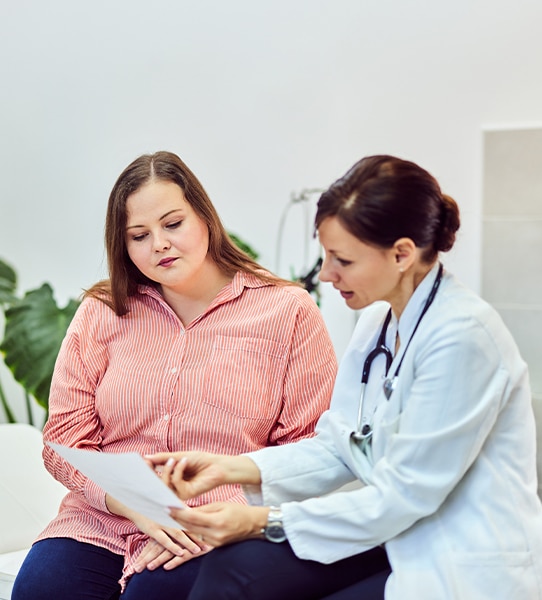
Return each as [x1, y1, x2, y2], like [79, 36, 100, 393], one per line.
[145, 451, 261, 500]
[168, 502, 269, 547]
[106, 494, 208, 560]
[133, 534, 213, 573]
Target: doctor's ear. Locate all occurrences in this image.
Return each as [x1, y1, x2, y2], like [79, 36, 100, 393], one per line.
[393, 238, 416, 273]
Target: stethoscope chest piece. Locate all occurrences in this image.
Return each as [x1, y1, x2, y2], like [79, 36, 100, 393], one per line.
[351, 423, 373, 443]
[383, 376, 397, 400]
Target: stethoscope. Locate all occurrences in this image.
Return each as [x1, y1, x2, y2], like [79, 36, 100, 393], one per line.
[351, 262, 444, 443]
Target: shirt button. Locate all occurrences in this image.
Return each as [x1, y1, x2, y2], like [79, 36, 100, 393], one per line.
[163, 414, 170, 421]
[171, 367, 177, 374]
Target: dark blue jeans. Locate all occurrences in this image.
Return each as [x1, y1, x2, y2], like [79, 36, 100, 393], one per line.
[187, 540, 391, 600]
[11, 538, 203, 600]
[12, 539, 124, 600]
[12, 537, 389, 599]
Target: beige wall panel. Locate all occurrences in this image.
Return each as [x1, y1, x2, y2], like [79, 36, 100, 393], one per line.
[484, 129, 542, 216]
[483, 128, 542, 475]
[482, 219, 542, 305]
[495, 307, 542, 395]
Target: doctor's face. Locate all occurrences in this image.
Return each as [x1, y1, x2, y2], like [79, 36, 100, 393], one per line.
[318, 216, 399, 311]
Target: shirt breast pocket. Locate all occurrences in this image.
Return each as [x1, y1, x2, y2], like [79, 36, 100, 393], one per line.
[202, 336, 288, 419]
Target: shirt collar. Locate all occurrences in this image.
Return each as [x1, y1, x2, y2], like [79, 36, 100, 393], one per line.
[137, 270, 271, 310]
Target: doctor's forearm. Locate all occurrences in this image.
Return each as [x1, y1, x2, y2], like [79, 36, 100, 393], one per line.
[220, 455, 262, 485]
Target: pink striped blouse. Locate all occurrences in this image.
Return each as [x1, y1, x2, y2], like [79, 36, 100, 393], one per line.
[38, 271, 337, 581]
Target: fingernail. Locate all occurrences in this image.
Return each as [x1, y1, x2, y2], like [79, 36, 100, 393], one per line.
[166, 457, 176, 467]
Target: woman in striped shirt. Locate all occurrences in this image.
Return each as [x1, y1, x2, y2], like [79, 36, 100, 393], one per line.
[12, 151, 337, 600]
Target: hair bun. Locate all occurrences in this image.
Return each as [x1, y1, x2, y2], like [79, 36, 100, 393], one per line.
[436, 194, 460, 252]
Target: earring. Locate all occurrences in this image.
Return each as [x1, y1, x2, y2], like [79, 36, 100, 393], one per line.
[398, 267, 404, 273]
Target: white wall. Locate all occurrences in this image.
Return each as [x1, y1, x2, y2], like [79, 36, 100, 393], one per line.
[2, 0, 542, 421]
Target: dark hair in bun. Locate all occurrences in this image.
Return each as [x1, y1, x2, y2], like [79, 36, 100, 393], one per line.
[315, 155, 460, 263]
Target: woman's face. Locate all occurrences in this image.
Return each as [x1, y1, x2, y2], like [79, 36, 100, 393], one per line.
[125, 180, 212, 292]
[318, 216, 399, 311]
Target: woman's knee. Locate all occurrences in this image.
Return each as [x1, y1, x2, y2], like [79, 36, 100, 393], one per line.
[122, 558, 203, 600]
[12, 538, 123, 600]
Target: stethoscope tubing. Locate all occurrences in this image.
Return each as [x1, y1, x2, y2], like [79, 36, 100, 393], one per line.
[354, 343, 393, 441]
[351, 262, 444, 443]
[353, 383, 369, 441]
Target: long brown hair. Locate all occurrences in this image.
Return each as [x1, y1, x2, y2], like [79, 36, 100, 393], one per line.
[315, 155, 460, 263]
[87, 151, 290, 315]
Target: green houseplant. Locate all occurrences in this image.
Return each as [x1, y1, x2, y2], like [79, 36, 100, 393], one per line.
[0, 258, 80, 425]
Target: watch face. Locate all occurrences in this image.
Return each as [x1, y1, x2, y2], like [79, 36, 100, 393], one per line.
[265, 523, 287, 543]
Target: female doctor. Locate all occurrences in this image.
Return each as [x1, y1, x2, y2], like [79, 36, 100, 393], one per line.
[147, 155, 542, 599]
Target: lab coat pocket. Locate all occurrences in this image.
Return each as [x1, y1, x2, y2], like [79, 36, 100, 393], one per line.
[451, 551, 539, 599]
[202, 336, 288, 419]
[372, 410, 401, 459]
[379, 414, 400, 435]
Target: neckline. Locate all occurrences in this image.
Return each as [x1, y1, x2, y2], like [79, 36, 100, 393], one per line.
[386, 262, 443, 380]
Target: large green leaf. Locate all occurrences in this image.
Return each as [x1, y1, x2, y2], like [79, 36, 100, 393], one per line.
[0, 258, 17, 306]
[0, 284, 80, 409]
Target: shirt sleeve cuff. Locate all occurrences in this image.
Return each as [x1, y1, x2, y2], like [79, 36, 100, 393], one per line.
[242, 484, 264, 505]
[84, 478, 110, 513]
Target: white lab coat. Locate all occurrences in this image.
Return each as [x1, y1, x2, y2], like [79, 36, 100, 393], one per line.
[246, 264, 542, 599]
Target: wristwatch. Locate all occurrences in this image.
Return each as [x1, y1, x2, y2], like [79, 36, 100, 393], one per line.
[262, 506, 287, 543]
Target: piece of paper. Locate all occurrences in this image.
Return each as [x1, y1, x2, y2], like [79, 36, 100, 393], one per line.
[47, 442, 187, 528]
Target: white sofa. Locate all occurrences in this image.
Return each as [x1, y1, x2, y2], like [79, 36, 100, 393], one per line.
[0, 424, 66, 600]
[534, 395, 542, 500]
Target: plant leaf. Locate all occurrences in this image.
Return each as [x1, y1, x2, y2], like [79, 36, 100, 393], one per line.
[228, 233, 259, 260]
[0, 258, 17, 305]
[0, 284, 80, 409]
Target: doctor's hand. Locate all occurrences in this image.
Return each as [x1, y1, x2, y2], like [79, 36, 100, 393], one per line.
[145, 451, 262, 500]
[168, 502, 270, 548]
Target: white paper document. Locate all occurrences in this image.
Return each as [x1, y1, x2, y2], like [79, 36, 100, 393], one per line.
[48, 443, 187, 528]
